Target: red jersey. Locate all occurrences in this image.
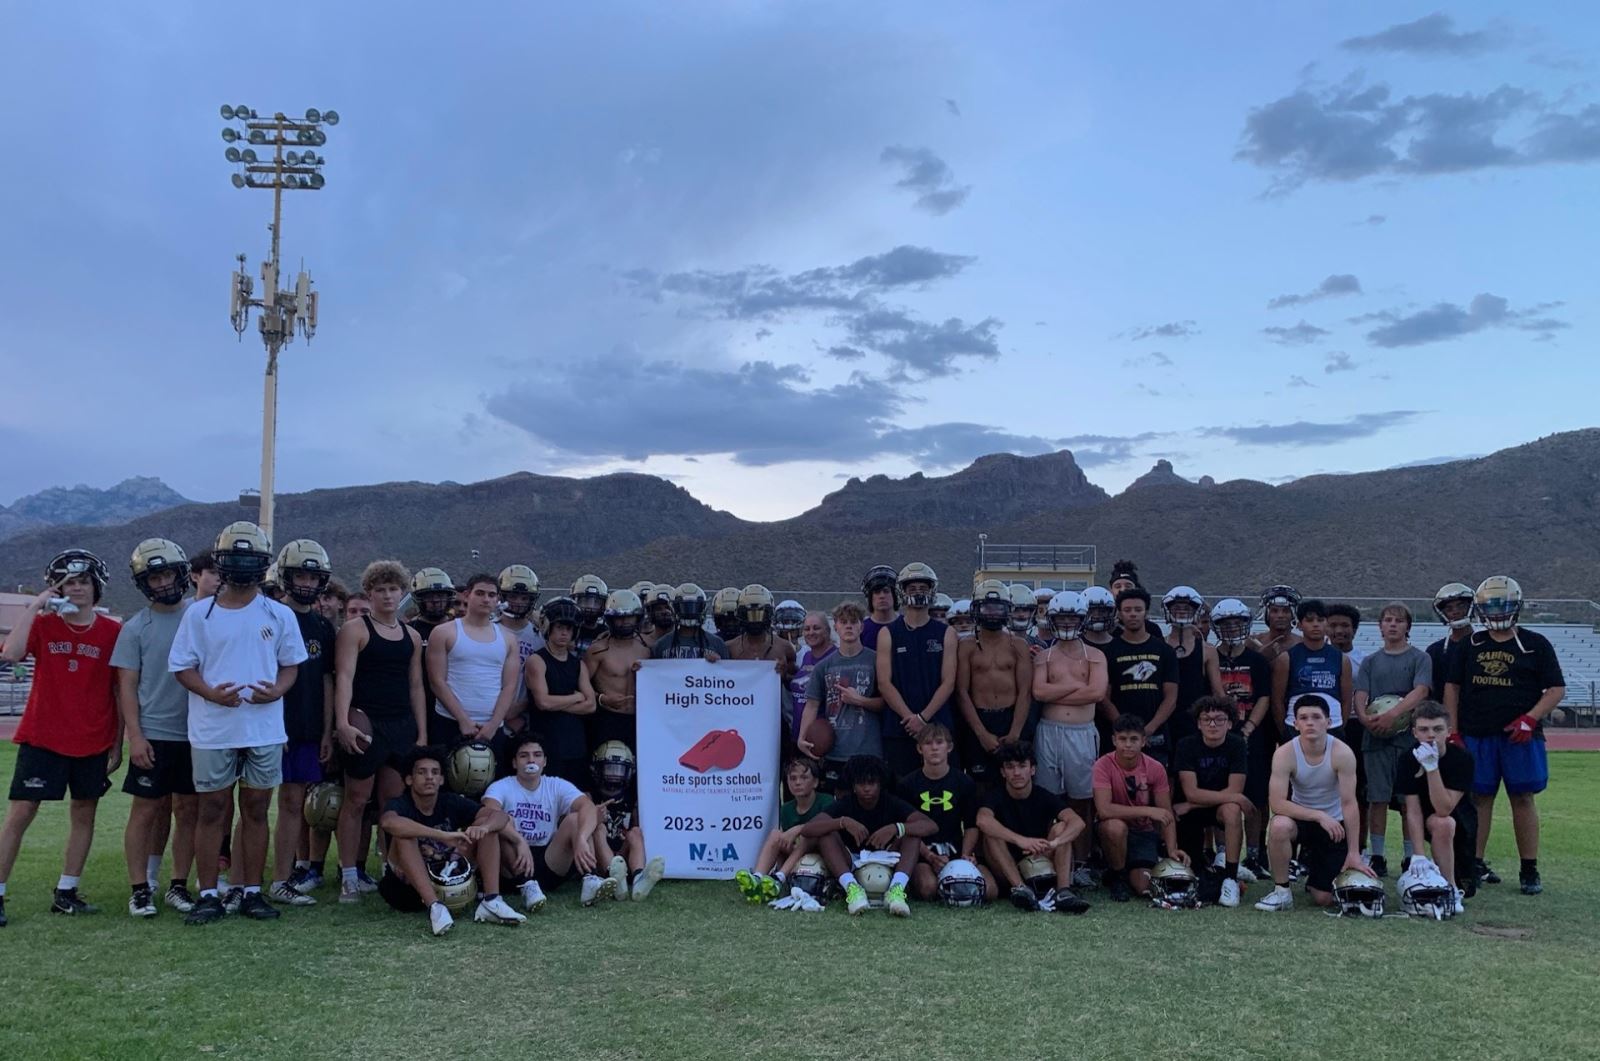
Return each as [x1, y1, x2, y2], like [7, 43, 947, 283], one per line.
[13, 611, 122, 757]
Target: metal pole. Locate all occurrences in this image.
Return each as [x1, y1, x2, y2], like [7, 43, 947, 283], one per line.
[258, 114, 287, 542]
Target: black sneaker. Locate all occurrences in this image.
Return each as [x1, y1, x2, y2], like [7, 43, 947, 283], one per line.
[1477, 859, 1501, 885]
[185, 893, 226, 926]
[1520, 868, 1542, 895]
[51, 888, 99, 915]
[1108, 876, 1133, 903]
[1369, 855, 1388, 879]
[223, 887, 244, 915]
[0, 895, 7, 927]
[128, 885, 158, 918]
[1009, 884, 1040, 912]
[164, 882, 196, 913]
[237, 890, 282, 920]
[1052, 887, 1091, 914]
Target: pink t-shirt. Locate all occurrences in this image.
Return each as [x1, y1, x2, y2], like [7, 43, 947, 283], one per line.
[1091, 752, 1169, 833]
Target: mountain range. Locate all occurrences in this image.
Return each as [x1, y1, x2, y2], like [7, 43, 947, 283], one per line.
[2, 431, 1597, 611]
[0, 477, 192, 543]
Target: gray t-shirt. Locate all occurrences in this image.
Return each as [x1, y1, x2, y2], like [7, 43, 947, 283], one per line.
[805, 648, 883, 762]
[110, 601, 191, 742]
[500, 619, 546, 709]
[1356, 645, 1433, 701]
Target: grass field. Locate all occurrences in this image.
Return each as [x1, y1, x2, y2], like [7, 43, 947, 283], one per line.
[0, 747, 1595, 1061]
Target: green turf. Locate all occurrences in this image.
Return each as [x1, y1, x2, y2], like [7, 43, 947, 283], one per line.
[0, 747, 1594, 1061]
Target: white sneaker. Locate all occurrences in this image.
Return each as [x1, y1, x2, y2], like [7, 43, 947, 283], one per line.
[473, 894, 527, 925]
[429, 901, 454, 936]
[268, 881, 317, 906]
[1254, 886, 1294, 912]
[519, 880, 547, 913]
[1453, 889, 1465, 916]
[1219, 878, 1242, 908]
[338, 878, 362, 904]
[1235, 863, 1257, 884]
[632, 856, 666, 901]
[607, 855, 629, 901]
[581, 873, 618, 907]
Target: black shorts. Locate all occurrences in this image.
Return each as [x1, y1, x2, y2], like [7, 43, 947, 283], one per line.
[343, 713, 418, 781]
[504, 843, 572, 892]
[587, 709, 636, 753]
[1244, 727, 1273, 809]
[547, 756, 590, 788]
[10, 743, 111, 802]
[1176, 808, 1220, 866]
[959, 707, 1015, 783]
[1290, 818, 1347, 893]
[122, 739, 196, 799]
[378, 869, 428, 913]
[1126, 827, 1162, 870]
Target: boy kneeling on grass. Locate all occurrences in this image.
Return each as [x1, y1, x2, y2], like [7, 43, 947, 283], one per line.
[737, 756, 832, 903]
[1092, 714, 1186, 902]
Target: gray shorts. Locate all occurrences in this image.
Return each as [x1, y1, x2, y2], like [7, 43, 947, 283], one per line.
[1034, 719, 1098, 800]
[192, 744, 285, 793]
[1363, 730, 1416, 804]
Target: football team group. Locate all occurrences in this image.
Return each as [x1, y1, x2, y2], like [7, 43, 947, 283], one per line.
[0, 520, 1565, 934]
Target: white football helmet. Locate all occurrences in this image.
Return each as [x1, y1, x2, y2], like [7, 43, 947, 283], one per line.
[1162, 586, 1205, 628]
[1046, 590, 1087, 641]
[1210, 598, 1253, 647]
[1398, 856, 1455, 920]
[937, 859, 987, 908]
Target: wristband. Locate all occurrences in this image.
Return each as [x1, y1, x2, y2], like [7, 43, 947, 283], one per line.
[896, 822, 905, 839]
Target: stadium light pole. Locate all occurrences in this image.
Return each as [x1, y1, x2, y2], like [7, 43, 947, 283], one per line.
[221, 103, 339, 542]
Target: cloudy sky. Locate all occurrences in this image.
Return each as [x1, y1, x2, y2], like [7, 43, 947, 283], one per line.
[2, 4, 1595, 519]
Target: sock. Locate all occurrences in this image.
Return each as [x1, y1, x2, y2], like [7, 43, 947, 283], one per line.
[201, 888, 218, 898]
[1274, 880, 1290, 890]
[294, 859, 310, 871]
[1368, 834, 1386, 857]
[132, 883, 145, 896]
[482, 892, 499, 902]
[1247, 846, 1261, 863]
[170, 878, 185, 890]
[244, 885, 261, 895]
[773, 870, 786, 885]
[839, 872, 858, 889]
[1402, 839, 1414, 859]
[1521, 858, 1538, 875]
[1225, 861, 1239, 881]
[309, 860, 324, 875]
[58, 874, 80, 891]
[342, 866, 359, 885]
[0, 881, 8, 897]
[147, 855, 163, 881]
[890, 871, 908, 889]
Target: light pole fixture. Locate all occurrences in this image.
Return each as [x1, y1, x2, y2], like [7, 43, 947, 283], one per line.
[222, 104, 339, 542]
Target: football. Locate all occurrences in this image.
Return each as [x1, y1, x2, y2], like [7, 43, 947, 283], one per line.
[349, 707, 374, 747]
[802, 717, 835, 758]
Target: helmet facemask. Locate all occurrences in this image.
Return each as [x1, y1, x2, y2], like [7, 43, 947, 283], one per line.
[901, 581, 935, 610]
[416, 591, 453, 623]
[975, 598, 1009, 631]
[135, 564, 190, 606]
[1050, 612, 1085, 641]
[502, 591, 537, 620]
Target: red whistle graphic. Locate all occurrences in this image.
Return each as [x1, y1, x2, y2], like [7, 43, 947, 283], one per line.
[679, 729, 747, 773]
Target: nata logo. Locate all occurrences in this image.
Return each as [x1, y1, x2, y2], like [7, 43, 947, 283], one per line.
[260, 626, 275, 641]
[689, 842, 740, 863]
[1481, 658, 1510, 678]
[1126, 660, 1158, 682]
[305, 638, 322, 659]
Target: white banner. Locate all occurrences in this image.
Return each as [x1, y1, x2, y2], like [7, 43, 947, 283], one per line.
[636, 659, 781, 880]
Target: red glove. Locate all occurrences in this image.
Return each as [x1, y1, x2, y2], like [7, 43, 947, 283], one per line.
[1504, 715, 1539, 745]
[1448, 731, 1466, 750]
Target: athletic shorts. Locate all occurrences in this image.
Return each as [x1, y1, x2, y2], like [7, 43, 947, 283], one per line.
[378, 869, 428, 913]
[881, 734, 921, 781]
[192, 744, 283, 793]
[587, 709, 636, 752]
[959, 707, 1016, 783]
[1034, 719, 1098, 800]
[1362, 731, 1415, 804]
[1176, 806, 1235, 866]
[1244, 727, 1273, 809]
[343, 714, 418, 781]
[1125, 827, 1162, 870]
[511, 843, 573, 892]
[548, 757, 591, 788]
[1464, 734, 1548, 796]
[122, 739, 195, 799]
[282, 740, 324, 785]
[426, 710, 472, 748]
[9, 743, 110, 802]
[1288, 818, 1346, 894]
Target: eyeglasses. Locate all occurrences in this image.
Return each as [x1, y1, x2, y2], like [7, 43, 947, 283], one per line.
[1198, 716, 1231, 726]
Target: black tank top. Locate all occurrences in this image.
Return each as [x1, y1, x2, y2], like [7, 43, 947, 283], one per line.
[533, 647, 586, 760]
[1170, 634, 1206, 748]
[885, 616, 952, 733]
[353, 616, 414, 720]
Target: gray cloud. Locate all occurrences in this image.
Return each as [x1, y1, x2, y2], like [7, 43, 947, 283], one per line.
[881, 145, 972, 214]
[1124, 320, 1198, 341]
[845, 309, 1002, 381]
[1362, 293, 1569, 347]
[627, 244, 975, 321]
[826, 345, 866, 361]
[1262, 320, 1331, 346]
[1209, 411, 1422, 447]
[1237, 82, 1600, 192]
[1341, 13, 1509, 56]
[1287, 375, 1315, 388]
[1324, 352, 1357, 373]
[943, 98, 962, 118]
[1390, 452, 1485, 468]
[1360, 214, 1388, 226]
[1268, 274, 1362, 309]
[488, 358, 1088, 469]
[1057, 431, 1167, 468]
[1122, 350, 1174, 369]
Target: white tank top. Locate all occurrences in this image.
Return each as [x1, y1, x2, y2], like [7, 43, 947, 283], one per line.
[1290, 737, 1343, 821]
[437, 618, 509, 723]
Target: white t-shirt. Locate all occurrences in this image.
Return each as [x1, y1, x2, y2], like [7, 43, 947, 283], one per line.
[483, 774, 582, 847]
[168, 594, 308, 750]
